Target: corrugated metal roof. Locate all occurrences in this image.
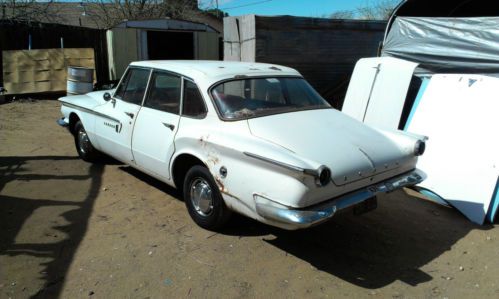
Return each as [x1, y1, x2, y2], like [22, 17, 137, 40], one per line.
[113, 19, 218, 33]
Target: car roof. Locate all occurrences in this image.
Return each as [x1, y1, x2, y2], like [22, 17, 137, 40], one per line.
[129, 60, 302, 84]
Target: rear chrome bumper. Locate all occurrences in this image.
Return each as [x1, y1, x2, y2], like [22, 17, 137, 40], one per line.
[254, 169, 426, 230]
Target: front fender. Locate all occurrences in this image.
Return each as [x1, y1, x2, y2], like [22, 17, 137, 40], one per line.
[59, 97, 102, 150]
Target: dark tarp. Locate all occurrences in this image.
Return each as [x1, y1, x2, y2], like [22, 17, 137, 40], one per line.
[392, 0, 499, 17]
[381, 17, 499, 73]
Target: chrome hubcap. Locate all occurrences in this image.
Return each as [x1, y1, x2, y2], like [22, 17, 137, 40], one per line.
[78, 129, 90, 154]
[190, 178, 214, 216]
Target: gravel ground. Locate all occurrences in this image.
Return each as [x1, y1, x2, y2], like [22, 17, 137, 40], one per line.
[0, 99, 498, 299]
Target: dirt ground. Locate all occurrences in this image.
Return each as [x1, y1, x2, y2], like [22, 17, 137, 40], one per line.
[0, 99, 498, 299]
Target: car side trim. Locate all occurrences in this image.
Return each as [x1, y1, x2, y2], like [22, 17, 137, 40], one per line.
[61, 101, 121, 124]
[243, 151, 317, 176]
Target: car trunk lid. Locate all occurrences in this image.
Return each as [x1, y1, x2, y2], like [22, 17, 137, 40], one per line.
[247, 109, 408, 185]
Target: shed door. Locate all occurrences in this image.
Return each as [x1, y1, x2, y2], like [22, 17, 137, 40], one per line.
[194, 32, 220, 60]
[147, 31, 194, 60]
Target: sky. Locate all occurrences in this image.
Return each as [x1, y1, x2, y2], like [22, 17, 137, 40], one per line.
[200, 0, 373, 17]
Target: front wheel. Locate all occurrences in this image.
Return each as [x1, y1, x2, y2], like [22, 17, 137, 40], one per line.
[74, 121, 101, 162]
[183, 165, 231, 230]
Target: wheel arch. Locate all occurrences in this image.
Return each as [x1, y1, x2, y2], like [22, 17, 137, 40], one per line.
[171, 153, 208, 190]
[68, 112, 81, 135]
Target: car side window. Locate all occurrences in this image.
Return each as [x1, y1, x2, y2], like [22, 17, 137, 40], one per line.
[182, 80, 207, 118]
[144, 71, 181, 114]
[114, 70, 131, 99]
[115, 68, 150, 105]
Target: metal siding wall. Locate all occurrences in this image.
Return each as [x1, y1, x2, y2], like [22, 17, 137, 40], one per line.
[108, 28, 139, 81]
[194, 32, 220, 60]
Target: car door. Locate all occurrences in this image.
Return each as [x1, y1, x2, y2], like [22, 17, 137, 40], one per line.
[131, 71, 182, 180]
[93, 67, 151, 163]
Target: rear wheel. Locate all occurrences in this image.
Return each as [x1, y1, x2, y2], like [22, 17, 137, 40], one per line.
[74, 121, 101, 162]
[183, 165, 231, 230]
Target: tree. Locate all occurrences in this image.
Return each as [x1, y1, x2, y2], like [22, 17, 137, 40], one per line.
[198, 0, 228, 19]
[1, 0, 61, 23]
[329, 0, 399, 21]
[1, 0, 202, 28]
[329, 10, 355, 20]
[357, 0, 399, 20]
[83, 0, 200, 28]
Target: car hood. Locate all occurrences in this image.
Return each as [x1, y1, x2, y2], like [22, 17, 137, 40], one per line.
[247, 109, 411, 185]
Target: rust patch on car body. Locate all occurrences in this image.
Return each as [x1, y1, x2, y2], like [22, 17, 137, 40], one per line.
[198, 134, 210, 148]
[214, 177, 243, 202]
[215, 176, 226, 193]
[206, 154, 220, 165]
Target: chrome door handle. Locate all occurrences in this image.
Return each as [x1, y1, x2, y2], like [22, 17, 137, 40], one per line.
[124, 112, 134, 119]
[162, 122, 175, 130]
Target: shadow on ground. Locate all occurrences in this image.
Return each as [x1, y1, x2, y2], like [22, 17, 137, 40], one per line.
[1, 156, 492, 295]
[0, 155, 104, 298]
[119, 165, 272, 237]
[120, 163, 491, 288]
[263, 192, 491, 289]
[119, 166, 181, 200]
[119, 164, 491, 289]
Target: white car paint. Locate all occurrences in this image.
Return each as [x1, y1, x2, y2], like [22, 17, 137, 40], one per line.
[131, 105, 180, 180]
[58, 60, 427, 230]
[248, 109, 416, 186]
[93, 98, 142, 164]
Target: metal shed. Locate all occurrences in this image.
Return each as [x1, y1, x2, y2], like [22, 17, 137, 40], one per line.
[223, 15, 386, 108]
[107, 19, 221, 80]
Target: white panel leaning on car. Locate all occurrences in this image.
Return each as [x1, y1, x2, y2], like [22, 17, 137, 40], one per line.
[342, 57, 419, 130]
[57, 60, 427, 230]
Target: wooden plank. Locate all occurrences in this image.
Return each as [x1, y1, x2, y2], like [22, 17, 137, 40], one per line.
[2, 48, 95, 95]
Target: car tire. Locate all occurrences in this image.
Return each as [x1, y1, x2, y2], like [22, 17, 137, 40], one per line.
[74, 121, 101, 162]
[183, 165, 231, 230]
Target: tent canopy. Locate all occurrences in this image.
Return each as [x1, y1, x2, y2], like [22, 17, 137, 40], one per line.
[382, 0, 499, 73]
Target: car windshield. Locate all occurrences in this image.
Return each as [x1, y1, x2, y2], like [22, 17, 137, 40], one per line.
[211, 77, 331, 120]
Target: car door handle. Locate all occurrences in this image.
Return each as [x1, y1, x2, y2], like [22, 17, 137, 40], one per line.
[162, 122, 175, 131]
[124, 112, 134, 119]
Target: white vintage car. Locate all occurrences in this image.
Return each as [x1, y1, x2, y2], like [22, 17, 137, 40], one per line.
[57, 61, 426, 230]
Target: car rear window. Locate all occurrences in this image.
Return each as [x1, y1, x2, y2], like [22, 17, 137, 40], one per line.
[211, 77, 330, 120]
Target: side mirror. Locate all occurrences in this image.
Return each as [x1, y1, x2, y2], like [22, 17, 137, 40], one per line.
[103, 92, 111, 101]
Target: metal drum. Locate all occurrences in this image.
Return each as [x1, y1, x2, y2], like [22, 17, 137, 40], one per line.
[67, 66, 94, 95]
